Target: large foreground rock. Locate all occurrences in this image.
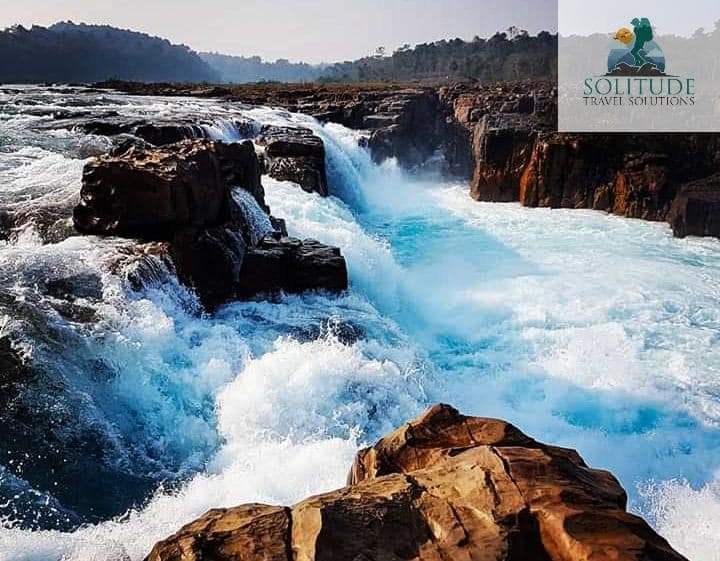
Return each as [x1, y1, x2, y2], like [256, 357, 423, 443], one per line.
[145, 404, 686, 561]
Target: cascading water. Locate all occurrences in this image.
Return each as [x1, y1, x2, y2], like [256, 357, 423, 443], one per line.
[230, 187, 274, 246]
[1, 86, 719, 561]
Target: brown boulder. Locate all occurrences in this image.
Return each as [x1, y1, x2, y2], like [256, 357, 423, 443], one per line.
[73, 139, 265, 239]
[145, 404, 687, 561]
[470, 115, 537, 202]
[147, 504, 291, 561]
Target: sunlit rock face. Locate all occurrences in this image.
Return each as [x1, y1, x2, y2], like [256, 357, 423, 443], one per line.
[146, 405, 688, 561]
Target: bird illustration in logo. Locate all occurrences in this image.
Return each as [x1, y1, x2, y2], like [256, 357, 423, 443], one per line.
[613, 27, 634, 46]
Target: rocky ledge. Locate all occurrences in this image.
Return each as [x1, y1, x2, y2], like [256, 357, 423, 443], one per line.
[257, 126, 329, 196]
[73, 138, 347, 308]
[99, 80, 720, 240]
[145, 404, 686, 561]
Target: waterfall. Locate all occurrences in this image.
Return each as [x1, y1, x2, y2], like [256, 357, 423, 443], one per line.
[1, 88, 720, 561]
[230, 187, 274, 246]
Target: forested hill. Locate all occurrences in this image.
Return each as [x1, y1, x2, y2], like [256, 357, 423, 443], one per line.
[200, 52, 323, 84]
[0, 22, 219, 83]
[319, 30, 558, 83]
[0, 23, 557, 84]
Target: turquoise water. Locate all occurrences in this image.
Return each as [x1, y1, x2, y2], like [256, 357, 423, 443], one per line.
[1, 92, 719, 560]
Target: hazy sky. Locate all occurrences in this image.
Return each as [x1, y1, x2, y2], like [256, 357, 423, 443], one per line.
[559, 0, 720, 37]
[0, 0, 557, 63]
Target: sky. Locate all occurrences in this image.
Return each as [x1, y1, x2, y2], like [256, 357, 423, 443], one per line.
[559, 0, 720, 37]
[0, 0, 557, 63]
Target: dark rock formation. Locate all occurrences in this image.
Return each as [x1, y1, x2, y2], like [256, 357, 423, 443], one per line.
[97, 81, 475, 178]
[365, 89, 444, 170]
[0, 201, 79, 245]
[133, 122, 204, 146]
[172, 226, 247, 309]
[668, 174, 720, 238]
[444, 83, 720, 238]
[470, 114, 537, 202]
[146, 404, 687, 561]
[74, 139, 265, 239]
[517, 134, 720, 222]
[0, 294, 157, 529]
[237, 237, 348, 299]
[73, 139, 346, 307]
[257, 126, 328, 196]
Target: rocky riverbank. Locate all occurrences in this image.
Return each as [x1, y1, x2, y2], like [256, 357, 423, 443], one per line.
[96, 79, 720, 239]
[145, 404, 688, 561]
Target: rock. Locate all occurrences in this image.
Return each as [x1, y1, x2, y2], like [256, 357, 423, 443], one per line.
[109, 135, 156, 157]
[366, 90, 447, 171]
[2, 201, 79, 244]
[146, 504, 291, 561]
[76, 118, 143, 136]
[0, 336, 29, 392]
[90, 81, 720, 239]
[470, 114, 536, 202]
[133, 123, 203, 146]
[260, 126, 325, 158]
[517, 134, 716, 222]
[172, 225, 247, 309]
[73, 137, 347, 308]
[74, 139, 265, 239]
[145, 404, 687, 561]
[258, 127, 328, 196]
[519, 135, 609, 209]
[0, 295, 158, 528]
[45, 274, 103, 301]
[236, 237, 348, 299]
[119, 242, 177, 293]
[668, 174, 720, 238]
[264, 157, 329, 196]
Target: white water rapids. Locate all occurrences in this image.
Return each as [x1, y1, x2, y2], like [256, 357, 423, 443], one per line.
[0, 86, 719, 560]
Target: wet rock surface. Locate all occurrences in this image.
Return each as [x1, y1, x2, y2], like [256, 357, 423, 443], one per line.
[237, 237, 349, 299]
[72, 137, 346, 307]
[257, 126, 329, 195]
[0, 289, 159, 529]
[74, 139, 265, 238]
[146, 404, 687, 561]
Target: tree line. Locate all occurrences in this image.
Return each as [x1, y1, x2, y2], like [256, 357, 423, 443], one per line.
[0, 23, 557, 84]
[0, 22, 218, 83]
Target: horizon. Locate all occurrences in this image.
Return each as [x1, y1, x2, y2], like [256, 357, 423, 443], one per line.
[0, 0, 557, 64]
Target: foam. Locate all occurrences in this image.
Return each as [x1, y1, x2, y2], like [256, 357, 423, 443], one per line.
[2, 89, 720, 561]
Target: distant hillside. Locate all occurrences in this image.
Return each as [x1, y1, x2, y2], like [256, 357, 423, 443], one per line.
[319, 30, 558, 83]
[0, 23, 557, 85]
[0, 22, 219, 83]
[201, 52, 323, 84]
